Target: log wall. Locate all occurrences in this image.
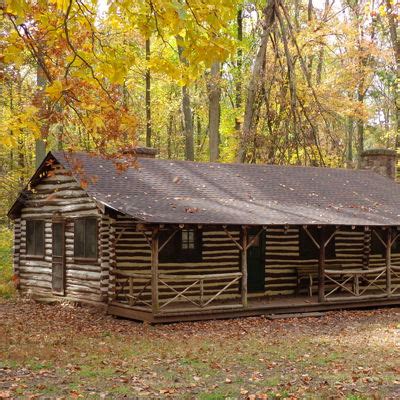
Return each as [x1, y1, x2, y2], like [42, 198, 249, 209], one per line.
[13, 218, 21, 279]
[113, 221, 400, 304]
[16, 162, 108, 303]
[114, 217, 241, 303]
[265, 226, 400, 296]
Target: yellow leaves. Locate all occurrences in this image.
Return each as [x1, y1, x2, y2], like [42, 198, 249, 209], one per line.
[149, 58, 184, 82]
[48, 0, 70, 13]
[92, 116, 106, 131]
[45, 80, 64, 100]
[3, 43, 25, 66]
[378, 5, 387, 17]
[4, 0, 28, 17]
[0, 106, 40, 150]
[110, 63, 128, 85]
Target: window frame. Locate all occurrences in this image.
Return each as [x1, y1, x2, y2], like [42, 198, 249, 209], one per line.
[159, 227, 202, 263]
[25, 219, 45, 258]
[73, 217, 98, 263]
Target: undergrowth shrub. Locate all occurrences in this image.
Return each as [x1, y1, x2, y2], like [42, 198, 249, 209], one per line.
[0, 226, 14, 298]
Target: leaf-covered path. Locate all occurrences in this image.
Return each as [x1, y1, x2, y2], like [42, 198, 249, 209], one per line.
[0, 299, 399, 399]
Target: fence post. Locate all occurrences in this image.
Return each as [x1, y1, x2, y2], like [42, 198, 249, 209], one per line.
[318, 227, 326, 303]
[241, 226, 248, 308]
[151, 226, 160, 312]
[386, 228, 392, 297]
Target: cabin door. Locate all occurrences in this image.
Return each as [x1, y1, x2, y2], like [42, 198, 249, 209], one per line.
[247, 229, 266, 293]
[52, 221, 65, 295]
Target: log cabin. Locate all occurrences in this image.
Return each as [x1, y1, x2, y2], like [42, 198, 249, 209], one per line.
[7, 148, 400, 323]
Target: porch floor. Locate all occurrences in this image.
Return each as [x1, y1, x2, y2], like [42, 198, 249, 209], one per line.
[107, 293, 400, 323]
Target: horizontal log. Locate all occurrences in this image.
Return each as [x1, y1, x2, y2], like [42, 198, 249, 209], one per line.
[325, 293, 392, 302]
[116, 269, 242, 281]
[325, 266, 386, 275]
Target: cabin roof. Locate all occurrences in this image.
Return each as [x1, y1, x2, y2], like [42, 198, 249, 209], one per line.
[9, 151, 400, 226]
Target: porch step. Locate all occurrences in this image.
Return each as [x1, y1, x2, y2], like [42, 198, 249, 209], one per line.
[265, 311, 325, 320]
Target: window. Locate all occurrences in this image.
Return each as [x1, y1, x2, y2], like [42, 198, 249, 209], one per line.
[52, 222, 64, 257]
[299, 226, 335, 259]
[181, 229, 195, 250]
[26, 220, 45, 256]
[159, 228, 202, 262]
[74, 218, 98, 259]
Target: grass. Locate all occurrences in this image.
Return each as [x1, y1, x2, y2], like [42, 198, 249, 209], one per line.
[0, 227, 14, 298]
[0, 301, 399, 398]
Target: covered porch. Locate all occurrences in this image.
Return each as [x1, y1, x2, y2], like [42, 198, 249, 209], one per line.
[107, 223, 400, 323]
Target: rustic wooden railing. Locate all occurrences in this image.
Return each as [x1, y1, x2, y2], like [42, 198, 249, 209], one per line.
[114, 270, 243, 313]
[158, 272, 243, 311]
[390, 266, 400, 295]
[115, 271, 153, 310]
[324, 266, 391, 301]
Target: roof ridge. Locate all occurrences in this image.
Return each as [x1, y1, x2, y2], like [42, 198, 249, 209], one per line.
[53, 150, 379, 175]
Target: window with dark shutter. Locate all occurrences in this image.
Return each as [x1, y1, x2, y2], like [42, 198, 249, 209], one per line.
[74, 218, 98, 259]
[159, 228, 202, 262]
[26, 220, 45, 256]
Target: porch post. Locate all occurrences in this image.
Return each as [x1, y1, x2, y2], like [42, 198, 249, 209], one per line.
[318, 227, 326, 303]
[241, 226, 248, 308]
[151, 226, 160, 313]
[386, 228, 392, 297]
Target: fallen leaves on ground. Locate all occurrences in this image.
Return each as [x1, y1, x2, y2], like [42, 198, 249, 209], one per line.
[0, 298, 399, 399]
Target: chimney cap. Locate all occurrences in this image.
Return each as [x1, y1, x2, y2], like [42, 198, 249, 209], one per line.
[361, 148, 397, 157]
[360, 148, 397, 180]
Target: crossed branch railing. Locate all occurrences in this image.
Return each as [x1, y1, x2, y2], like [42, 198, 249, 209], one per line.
[390, 266, 400, 295]
[158, 272, 242, 310]
[324, 266, 393, 300]
[115, 271, 152, 310]
[115, 270, 242, 312]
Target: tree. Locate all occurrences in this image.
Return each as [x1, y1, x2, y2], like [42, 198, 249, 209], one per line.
[208, 62, 221, 162]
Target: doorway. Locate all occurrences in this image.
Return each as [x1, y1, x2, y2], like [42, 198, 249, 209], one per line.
[247, 228, 266, 293]
[52, 221, 65, 295]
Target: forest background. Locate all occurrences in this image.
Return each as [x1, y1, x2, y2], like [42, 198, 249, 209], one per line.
[0, 0, 399, 276]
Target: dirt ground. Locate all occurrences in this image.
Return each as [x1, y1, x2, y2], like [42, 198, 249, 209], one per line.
[0, 299, 399, 399]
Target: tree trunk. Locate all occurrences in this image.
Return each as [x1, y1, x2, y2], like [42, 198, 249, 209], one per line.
[177, 39, 194, 161]
[346, 116, 354, 166]
[237, 0, 280, 163]
[235, 8, 243, 133]
[9, 81, 14, 169]
[315, 0, 329, 85]
[307, 0, 314, 74]
[356, 90, 365, 168]
[181, 85, 194, 160]
[386, 0, 400, 148]
[208, 62, 221, 162]
[36, 57, 47, 168]
[145, 38, 152, 147]
[167, 113, 173, 159]
[196, 114, 202, 147]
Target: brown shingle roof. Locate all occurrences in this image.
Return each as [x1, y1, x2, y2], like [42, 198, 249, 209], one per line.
[39, 151, 400, 225]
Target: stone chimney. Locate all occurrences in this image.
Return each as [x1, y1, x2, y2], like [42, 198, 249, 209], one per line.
[122, 146, 157, 159]
[360, 148, 397, 180]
